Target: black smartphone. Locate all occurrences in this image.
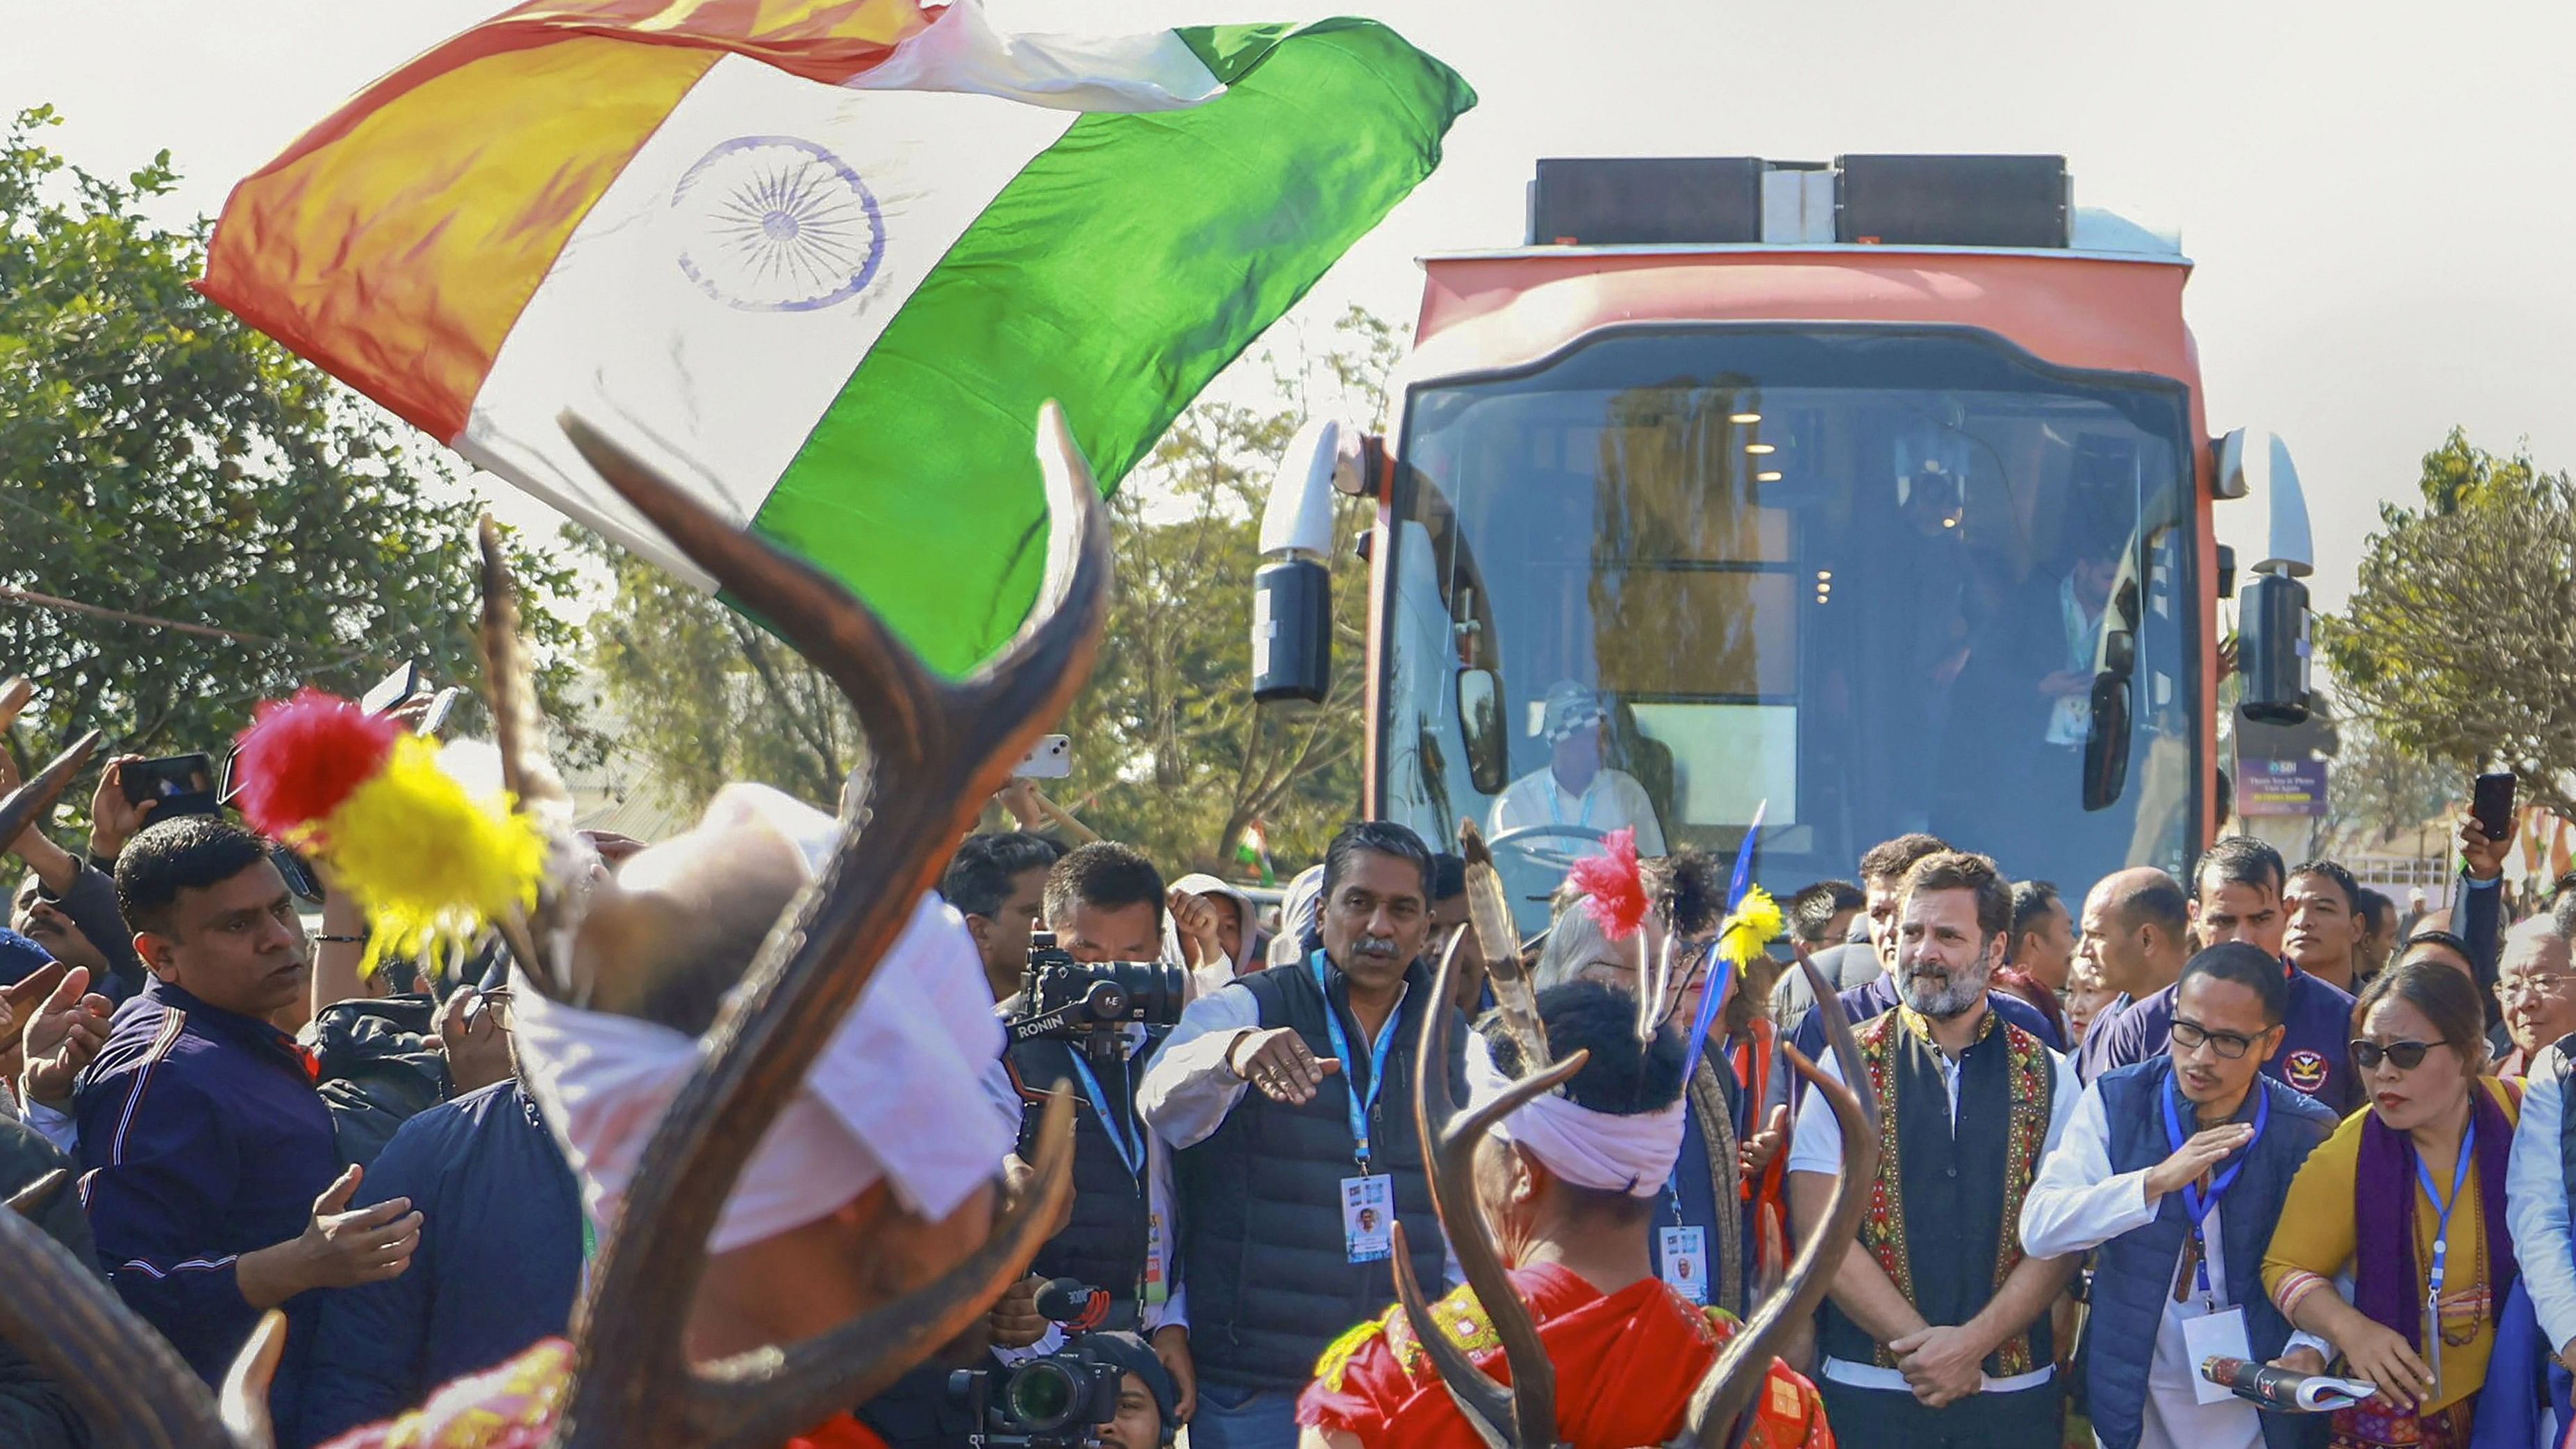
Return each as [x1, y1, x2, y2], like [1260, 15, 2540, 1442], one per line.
[124, 753, 219, 818]
[2473, 771, 2517, 842]
[271, 846, 323, 904]
[362, 661, 424, 715]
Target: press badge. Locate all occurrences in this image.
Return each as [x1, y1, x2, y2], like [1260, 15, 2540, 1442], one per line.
[1143, 1211, 1168, 1309]
[2182, 1307, 2252, 1405]
[1343, 1175, 1395, 1264]
[1659, 1226, 1709, 1305]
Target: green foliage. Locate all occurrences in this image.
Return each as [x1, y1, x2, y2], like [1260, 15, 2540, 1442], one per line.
[1051, 306, 1393, 875]
[576, 527, 860, 811]
[0, 106, 583, 788]
[2327, 429, 2576, 820]
[576, 305, 1393, 874]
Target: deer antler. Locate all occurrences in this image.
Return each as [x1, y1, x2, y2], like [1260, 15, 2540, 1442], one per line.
[0, 1192, 247, 1449]
[544, 402, 1110, 1449]
[1663, 954, 1879, 1448]
[1385, 927, 1586, 1449]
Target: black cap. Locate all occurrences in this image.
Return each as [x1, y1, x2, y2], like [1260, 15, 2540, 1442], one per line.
[1076, 1331, 1176, 1431]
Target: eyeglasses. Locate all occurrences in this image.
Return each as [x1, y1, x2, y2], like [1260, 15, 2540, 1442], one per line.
[2500, 974, 2576, 1003]
[2170, 1018, 2261, 1060]
[467, 986, 516, 1033]
[2350, 1038, 2448, 1072]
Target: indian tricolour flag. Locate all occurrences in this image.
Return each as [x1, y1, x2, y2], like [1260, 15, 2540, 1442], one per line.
[199, 0, 1472, 675]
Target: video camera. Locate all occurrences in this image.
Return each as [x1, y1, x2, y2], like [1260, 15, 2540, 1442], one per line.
[949, 1281, 1124, 1449]
[1006, 933, 1185, 1068]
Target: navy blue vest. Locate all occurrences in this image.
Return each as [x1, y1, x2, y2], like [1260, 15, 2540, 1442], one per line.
[2088, 1061, 2337, 1449]
[1008, 1030, 1161, 1320]
[1172, 958, 1461, 1390]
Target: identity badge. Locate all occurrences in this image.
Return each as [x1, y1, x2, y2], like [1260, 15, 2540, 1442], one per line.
[1659, 1225, 1709, 1305]
[1144, 1211, 1168, 1309]
[2182, 1307, 2252, 1405]
[1343, 1174, 1395, 1264]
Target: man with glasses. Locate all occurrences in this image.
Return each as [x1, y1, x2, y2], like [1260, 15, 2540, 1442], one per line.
[2507, 914, 2576, 1398]
[2493, 916, 2576, 1079]
[2022, 944, 2340, 1449]
[298, 984, 589, 1446]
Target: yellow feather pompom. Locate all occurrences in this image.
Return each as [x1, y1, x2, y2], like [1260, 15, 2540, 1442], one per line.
[304, 734, 545, 977]
[1716, 886, 1783, 970]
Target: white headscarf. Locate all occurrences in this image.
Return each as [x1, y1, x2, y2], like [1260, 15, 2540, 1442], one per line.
[513, 784, 1011, 1253]
[1461, 1029, 1685, 1198]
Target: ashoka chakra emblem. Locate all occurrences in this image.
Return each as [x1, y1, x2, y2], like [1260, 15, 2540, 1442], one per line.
[673, 135, 885, 313]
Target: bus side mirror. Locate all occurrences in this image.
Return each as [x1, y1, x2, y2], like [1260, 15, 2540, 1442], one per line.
[2083, 674, 2133, 813]
[1251, 420, 1368, 706]
[1458, 667, 1509, 795]
[2238, 571, 2313, 725]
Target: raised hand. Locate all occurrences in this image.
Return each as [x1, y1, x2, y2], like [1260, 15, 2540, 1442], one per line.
[19, 966, 112, 1109]
[88, 755, 160, 862]
[2142, 1122, 2256, 1200]
[1168, 888, 1227, 972]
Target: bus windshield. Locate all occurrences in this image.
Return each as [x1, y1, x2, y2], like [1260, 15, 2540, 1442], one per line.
[1379, 326, 2201, 929]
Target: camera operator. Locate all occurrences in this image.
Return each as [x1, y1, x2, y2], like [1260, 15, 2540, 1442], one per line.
[994, 845, 1193, 1415]
[1080, 1331, 1179, 1449]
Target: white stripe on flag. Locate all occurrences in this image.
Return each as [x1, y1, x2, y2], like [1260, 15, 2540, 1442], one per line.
[456, 53, 1076, 586]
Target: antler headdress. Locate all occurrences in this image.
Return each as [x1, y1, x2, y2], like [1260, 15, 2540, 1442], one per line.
[0, 401, 1113, 1448]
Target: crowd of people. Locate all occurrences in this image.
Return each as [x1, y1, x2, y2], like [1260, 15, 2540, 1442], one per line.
[10, 679, 2576, 1449]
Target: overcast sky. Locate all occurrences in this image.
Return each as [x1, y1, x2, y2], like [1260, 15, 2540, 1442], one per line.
[8, 0, 2573, 611]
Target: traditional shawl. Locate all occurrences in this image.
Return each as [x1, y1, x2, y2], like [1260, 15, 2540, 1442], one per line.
[1297, 1264, 1834, 1449]
[316, 1338, 891, 1449]
[2353, 1077, 2521, 1352]
[1685, 1053, 1748, 1316]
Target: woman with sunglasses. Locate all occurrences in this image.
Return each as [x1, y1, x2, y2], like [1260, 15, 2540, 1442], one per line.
[2263, 961, 2523, 1448]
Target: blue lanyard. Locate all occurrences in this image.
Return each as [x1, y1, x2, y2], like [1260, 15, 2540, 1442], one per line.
[1311, 951, 1401, 1170]
[1547, 775, 1595, 829]
[2161, 1079, 2267, 1296]
[1067, 1045, 1143, 1184]
[2416, 1118, 2477, 1307]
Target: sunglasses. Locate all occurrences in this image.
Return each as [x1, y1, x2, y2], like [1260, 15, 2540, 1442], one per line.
[2350, 1038, 2448, 1072]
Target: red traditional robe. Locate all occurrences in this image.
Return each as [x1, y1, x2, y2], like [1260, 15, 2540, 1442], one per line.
[317, 1338, 889, 1449]
[1296, 1263, 1834, 1449]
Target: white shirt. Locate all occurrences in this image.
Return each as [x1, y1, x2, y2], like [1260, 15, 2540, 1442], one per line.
[1487, 767, 1665, 856]
[2020, 1080, 2329, 1449]
[2508, 1046, 2576, 1357]
[1784, 1016, 2080, 1395]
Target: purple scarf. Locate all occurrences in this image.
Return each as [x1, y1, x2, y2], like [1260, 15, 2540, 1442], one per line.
[2352, 1081, 2520, 1350]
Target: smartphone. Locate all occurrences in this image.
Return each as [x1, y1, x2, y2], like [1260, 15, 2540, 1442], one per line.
[417, 686, 467, 738]
[362, 661, 425, 715]
[272, 846, 324, 904]
[124, 753, 219, 818]
[2473, 771, 2517, 843]
[1013, 734, 1071, 779]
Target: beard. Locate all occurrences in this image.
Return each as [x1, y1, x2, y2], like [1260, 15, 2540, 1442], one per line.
[1900, 960, 1988, 1019]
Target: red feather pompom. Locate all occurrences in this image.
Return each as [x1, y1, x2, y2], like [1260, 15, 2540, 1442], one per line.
[231, 688, 401, 836]
[1567, 825, 1647, 941]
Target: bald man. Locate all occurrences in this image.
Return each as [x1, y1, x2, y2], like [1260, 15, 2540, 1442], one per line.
[2070, 868, 2190, 1082]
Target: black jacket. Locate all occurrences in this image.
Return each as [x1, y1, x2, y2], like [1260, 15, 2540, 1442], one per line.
[0, 1113, 97, 1449]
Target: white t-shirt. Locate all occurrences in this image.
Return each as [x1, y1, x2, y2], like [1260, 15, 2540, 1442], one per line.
[1487, 768, 1665, 855]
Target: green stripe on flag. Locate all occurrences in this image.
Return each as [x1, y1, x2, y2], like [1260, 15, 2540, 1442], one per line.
[748, 19, 1474, 677]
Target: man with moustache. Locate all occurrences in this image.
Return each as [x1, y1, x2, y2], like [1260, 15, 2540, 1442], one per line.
[1787, 850, 2080, 1446]
[2088, 837, 2360, 1117]
[76, 816, 418, 1446]
[2021, 944, 2341, 1449]
[1140, 820, 1463, 1449]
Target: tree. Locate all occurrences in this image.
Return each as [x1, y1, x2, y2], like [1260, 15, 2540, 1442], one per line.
[2319, 702, 2456, 852]
[579, 528, 860, 812]
[0, 107, 582, 787]
[2327, 428, 2576, 821]
[1053, 306, 1396, 875]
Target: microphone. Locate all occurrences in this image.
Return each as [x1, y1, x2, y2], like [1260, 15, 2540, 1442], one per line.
[1033, 1278, 1110, 1330]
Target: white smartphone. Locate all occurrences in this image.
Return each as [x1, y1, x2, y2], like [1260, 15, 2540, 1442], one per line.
[1013, 734, 1071, 779]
